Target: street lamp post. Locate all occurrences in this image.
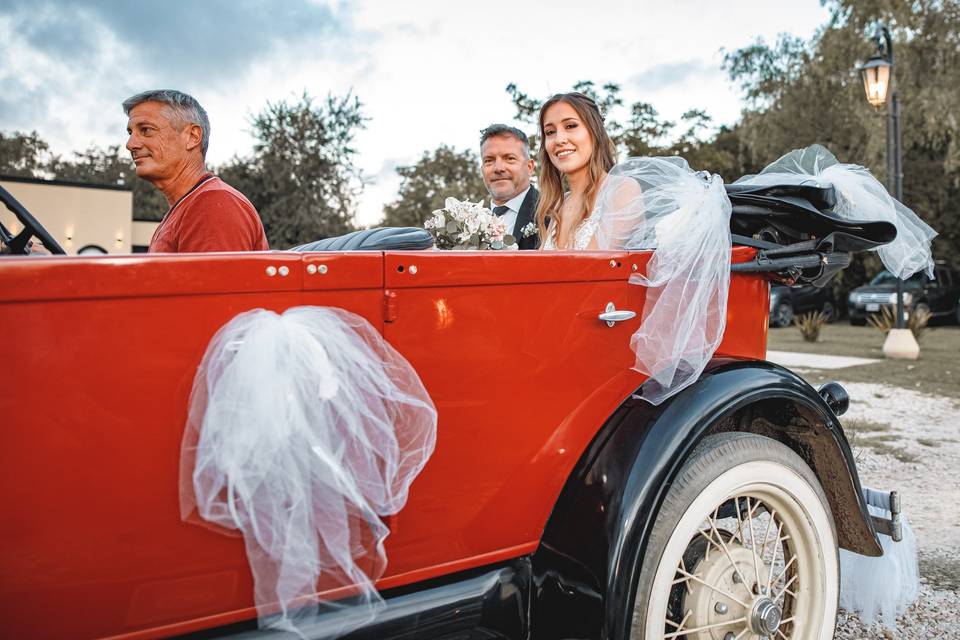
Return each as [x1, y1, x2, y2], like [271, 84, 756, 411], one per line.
[859, 27, 919, 359]
[859, 26, 905, 329]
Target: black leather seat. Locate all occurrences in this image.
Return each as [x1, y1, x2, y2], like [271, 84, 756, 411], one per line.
[291, 227, 434, 252]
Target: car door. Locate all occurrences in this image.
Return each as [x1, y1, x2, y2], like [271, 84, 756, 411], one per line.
[928, 265, 953, 314]
[0, 252, 385, 640]
[377, 250, 646, 584]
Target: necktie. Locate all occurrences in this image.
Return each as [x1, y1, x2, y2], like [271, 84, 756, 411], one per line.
[493, 205, 510, 217]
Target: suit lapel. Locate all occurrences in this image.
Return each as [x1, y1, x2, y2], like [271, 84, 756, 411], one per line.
[515, 186, 539, 250]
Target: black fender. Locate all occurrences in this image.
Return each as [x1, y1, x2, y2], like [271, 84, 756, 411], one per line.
[530, 358, 882, 640]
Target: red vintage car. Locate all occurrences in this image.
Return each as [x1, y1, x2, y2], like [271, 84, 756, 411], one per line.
[0, 185, 900, 640]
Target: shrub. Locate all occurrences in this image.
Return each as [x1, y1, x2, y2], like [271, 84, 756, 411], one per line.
[794, 311, 828, 342]
[866, 305, 932, 342]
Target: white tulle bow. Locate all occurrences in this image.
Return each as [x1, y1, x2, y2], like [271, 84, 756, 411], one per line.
[179, 307, 437, 637]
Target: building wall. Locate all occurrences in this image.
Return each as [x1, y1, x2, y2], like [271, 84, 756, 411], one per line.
[131, 219, 160, 252]
[0, 177, 152, 254]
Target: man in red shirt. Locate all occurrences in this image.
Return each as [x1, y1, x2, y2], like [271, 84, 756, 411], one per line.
[123, 90, 269, 253]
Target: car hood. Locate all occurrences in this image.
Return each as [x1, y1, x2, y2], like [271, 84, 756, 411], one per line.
[852, 283, 922, 295]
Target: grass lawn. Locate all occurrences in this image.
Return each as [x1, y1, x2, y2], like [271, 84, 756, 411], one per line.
[767, 323, 960, 399]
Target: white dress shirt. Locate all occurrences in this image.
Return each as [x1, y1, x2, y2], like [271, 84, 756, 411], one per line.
[492, 187, 531, 237]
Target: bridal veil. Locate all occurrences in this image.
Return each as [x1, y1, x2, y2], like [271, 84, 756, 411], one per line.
[593, 145, 936, 405]
[594, 157, 732, 405]
[735, 144, 937, 279]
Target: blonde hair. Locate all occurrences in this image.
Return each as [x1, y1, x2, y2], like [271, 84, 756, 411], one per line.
[534, 92, 617, 245]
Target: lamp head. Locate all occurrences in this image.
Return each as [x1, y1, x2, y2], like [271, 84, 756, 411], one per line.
[859, 55, 892, 108]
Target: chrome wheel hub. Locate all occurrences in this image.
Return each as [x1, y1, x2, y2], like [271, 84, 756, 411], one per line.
[684, 543, 770, 639]
[750, 597, 783, 635]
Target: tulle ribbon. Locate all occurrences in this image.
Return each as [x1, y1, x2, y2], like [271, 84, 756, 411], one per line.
[179, 306, 437, 637]
[840, 507, 920, 627]
[735, 144, 937, 279]
[594, 158, 731, 404]
[593, 145, 936, 404]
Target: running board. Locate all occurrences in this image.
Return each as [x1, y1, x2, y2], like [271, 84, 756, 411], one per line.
[863, 487, 903, 542]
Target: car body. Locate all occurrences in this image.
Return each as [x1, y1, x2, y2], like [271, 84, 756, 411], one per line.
[1, 181, 896, 640]
[768, 283, 836, 327]
[847, 262, 960, 325]
[0, 246, 890, 640]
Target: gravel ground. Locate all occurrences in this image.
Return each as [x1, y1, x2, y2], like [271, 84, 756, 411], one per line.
[831, 382, 960, 640]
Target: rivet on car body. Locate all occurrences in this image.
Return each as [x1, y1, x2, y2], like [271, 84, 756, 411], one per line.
[306, 264, 317, 275]
[632, 263, 638, 271]
[278, 266, 289, 277]
[319, 265, 328, 274]
[409, 265, 418, 275]
[610, 260, 617, 267]
[265, 266, 277, 277]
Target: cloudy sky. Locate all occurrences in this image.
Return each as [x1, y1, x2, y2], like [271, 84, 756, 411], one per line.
[1, 0, 831, 226]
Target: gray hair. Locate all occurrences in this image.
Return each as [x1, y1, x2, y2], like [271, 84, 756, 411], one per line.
[480, 124, 530, 159]
[123, 89, 211, 157]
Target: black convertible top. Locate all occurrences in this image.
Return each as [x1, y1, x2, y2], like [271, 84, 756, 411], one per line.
[726, 182, 896, 287]
[726, 182, 896, 253]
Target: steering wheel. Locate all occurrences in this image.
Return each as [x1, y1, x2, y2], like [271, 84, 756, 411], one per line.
[0, 183, 66, 255]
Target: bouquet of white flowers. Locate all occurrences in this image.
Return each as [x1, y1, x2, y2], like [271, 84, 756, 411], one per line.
[423, 197, 518, 250]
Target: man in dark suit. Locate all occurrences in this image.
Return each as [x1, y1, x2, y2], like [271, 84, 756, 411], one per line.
[480, 124, 539, 250]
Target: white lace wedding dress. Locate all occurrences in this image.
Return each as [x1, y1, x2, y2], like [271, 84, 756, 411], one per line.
[541, 208, 602, 250]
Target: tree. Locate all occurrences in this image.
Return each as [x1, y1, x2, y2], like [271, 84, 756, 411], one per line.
[620, 102, 674, 157]
[48, 144, 131, 185]
[723, 0, 960, 290]
[381, 145, 488, 228]
[220, 92, 366, 248]
[0, 132, 167, 219]
[0, 131, 53, 177]
[505, 81, 752, 178]
[48, 145, 167, 220]
[506, 81, 632, 154]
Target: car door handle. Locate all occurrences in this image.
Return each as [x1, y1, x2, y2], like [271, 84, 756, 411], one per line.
[598, 302, 637, 327]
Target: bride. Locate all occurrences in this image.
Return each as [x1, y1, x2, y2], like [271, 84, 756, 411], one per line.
[536, 92, 617, 250]
[534, 91, 732, 407]
[536, 92, 643, 250]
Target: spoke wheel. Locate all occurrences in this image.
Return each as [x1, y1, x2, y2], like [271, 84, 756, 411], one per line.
[631, 433, 838, 640]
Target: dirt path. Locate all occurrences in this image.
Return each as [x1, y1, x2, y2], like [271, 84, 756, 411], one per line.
[833, 382, 960, 639]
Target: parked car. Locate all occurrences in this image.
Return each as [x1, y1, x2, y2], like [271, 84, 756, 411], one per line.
[1, 185, 901, 640]
[769, 283, 836, 327]
[847, 261, 960, 325]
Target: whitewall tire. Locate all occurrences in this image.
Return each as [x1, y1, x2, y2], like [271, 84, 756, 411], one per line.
[631, 433, 839, 640]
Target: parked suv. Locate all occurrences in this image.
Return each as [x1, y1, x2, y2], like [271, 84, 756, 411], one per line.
[848, 262, 960, 325]
[769, 283, 836, 327]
